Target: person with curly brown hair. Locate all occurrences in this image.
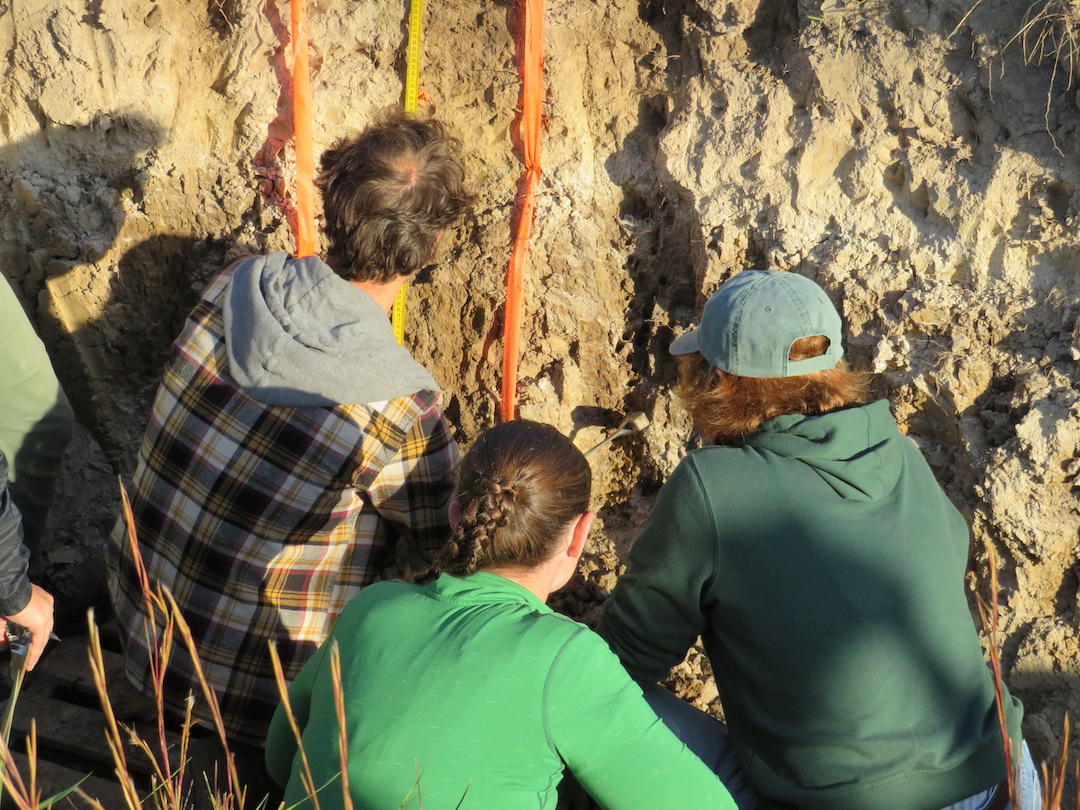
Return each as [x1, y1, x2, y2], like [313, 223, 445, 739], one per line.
[599, 270, 1041, 810]
[265, 420, 739, 810]
[107, 111, 473, 794]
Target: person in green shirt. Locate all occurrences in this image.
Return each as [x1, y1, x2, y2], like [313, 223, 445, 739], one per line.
[598, 270, 1041, 810]
[0, 276, 73, 579]
[265, 419, 741, 810]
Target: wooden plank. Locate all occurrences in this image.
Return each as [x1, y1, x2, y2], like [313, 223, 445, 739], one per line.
[27, 629, 166, 727]
[3, 750, 130, 809]
[5, 691, 165, 780]
[29, 632, 123, 692]
[0, 620, 236, 808]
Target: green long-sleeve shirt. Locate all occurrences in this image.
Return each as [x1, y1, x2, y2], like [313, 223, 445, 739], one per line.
[265, 572, 737, 810]
[599, 400, 1022, 810]
[0, 276, 73, 567]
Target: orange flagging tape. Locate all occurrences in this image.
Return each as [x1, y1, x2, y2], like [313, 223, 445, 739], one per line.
[291, 0, 316, 258]
[500, 0, 543, 422]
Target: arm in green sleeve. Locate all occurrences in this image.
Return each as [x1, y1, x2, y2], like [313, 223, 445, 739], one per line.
[598, 457, 717, 685]
[264, 638, 328, 785]
[546, 628, 737, 810]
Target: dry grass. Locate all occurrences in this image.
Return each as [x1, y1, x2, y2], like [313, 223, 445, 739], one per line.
[0, 481, 289, 809]
[1011, 0, 1080, 88]
[0, 481, 463, 809]
[955, 0, 1080, 155]
[980, 539, 1078, 809]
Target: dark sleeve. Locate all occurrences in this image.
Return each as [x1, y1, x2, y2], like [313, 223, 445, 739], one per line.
[598, 457, 717, 685]
[546, 628, 737, 810]
[0, 453, 32, 616]
[367, 397, 460, 574]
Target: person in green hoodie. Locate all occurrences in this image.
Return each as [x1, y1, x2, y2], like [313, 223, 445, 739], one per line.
[598, 270, 1041, 810]
[265, 420, 741, 810]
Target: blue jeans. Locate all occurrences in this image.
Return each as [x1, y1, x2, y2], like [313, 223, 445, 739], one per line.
[941, 741, 1042, 810]
[643, 687, 758, 810]
[645, 686, 1042, 810]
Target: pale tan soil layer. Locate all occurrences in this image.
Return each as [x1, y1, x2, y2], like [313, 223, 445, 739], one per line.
[1, 0, 1077, 793]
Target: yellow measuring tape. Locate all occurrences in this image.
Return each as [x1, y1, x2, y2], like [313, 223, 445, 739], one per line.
[391, 0, 423, 345]
[404, 0, 422, 115]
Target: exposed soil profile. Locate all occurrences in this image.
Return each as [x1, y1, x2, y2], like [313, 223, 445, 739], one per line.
[1, 0, 1077, 797]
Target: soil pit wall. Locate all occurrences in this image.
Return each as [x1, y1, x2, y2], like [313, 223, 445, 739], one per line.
[1, 0, 1077, 788]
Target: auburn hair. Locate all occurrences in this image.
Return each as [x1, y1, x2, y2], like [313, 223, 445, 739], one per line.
[676, 335, 871, 444]
[421, 420, 591, 580]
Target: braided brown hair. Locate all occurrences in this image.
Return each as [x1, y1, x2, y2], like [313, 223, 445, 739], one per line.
[422, 420, 591, 580]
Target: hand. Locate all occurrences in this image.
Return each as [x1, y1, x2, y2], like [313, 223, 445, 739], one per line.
[5, 584, 55, 671]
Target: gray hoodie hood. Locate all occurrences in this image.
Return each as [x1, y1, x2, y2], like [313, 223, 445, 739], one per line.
[745, 399, 903, 502]
[222, 253, 440, 407]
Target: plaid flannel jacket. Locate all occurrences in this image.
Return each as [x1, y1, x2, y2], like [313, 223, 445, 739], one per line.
[106, 269, 458, 745]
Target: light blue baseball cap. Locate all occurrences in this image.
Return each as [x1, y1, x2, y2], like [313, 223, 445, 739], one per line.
[669, 270, 844, 378]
